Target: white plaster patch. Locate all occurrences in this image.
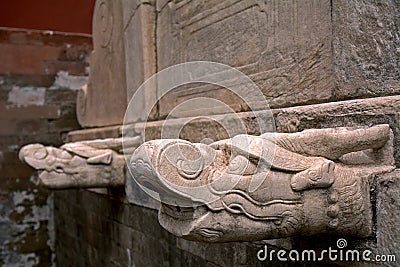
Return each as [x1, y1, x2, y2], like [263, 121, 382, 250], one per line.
[50, 71, 88, 90]
[19, 253, 40, 267]
[12, 191, 35, 206]
[11, 192, 51, 234]
[46, 194, 56, 267]
[15, 206, 25, 214]
[1, 192, 51, 266]
[29, 205, 49, 231]
[8, 86, 46, 106]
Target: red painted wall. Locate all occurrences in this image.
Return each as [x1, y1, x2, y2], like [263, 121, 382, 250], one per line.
[0, 0, 96, 34]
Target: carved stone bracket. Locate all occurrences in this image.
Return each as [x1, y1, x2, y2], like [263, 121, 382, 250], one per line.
[129, 125, 394, 242]
[19, 137, 140, 189]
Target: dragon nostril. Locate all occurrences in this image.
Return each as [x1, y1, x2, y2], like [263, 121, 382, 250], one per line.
[55, 166, 64, 173]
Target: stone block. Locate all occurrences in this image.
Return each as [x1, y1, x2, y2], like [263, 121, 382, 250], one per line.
[77, 0, 128, 127]
[333, 0, 400, 100]
[123, 0, 157, 122]
[125, 169, 160, 210]
[67, 125, 122, 142]
[157, 0, 334, 118]
[376, 170, 400, 260]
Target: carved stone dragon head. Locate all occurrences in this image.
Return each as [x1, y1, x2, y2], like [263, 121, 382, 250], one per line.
[129, 125, 393, 242]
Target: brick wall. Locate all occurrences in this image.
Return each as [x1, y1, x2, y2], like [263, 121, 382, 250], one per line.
[54, 189, 307, 267]
[0, 28, 92, 266]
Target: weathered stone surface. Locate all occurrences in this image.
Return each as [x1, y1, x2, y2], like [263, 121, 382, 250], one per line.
[125, 170, 160, 210]
[130, 125, 394, 242]
[273, 95, 400, 132]
[333, 0, 400, 100]
[123, 0, 157, 122]
[19, 137, 141, 189]
[157, 0, 334, 118]
[67, 125, 122, 142]
[122, 95, 400, 146]
[77, 0, 127, 127]
[377, 170, 400, 261]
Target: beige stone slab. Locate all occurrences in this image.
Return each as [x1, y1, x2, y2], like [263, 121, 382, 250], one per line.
[124, 95, 400, 143]
[77, 0, 127, 127]
[333, 0, 400, 100]
[377, 170, 400, 260]
[67, 125, 122, 142]
[157, 0, 334, 118]
[123, 0, 157, 123]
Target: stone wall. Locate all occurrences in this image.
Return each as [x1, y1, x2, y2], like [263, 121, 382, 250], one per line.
[54, 189, 274, 267]
[0, 28, 92, 266]
[14, 0, 400, 266]
[57, 97, 399, 267]
[53, 0, 399, 266]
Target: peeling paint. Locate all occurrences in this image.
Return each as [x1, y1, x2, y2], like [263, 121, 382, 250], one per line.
[19, 253, 40, 267]
[0, 189, 52, 266]
[8, 86, 46, 106]
[50, 71, 88, 90]
[12, 191, 35, 206]
[46, 194, 56, 267]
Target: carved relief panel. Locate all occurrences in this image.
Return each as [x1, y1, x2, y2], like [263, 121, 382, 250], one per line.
[157, 0, 334, 118]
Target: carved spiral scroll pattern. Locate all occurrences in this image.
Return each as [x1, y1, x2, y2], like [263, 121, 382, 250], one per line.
[98, 1, 113, 48]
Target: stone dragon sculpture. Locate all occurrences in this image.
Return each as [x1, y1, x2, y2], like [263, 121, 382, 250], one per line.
[129, 125, 394, 242]
[19, 137, 140, 189]
[19, 124, 394, 241]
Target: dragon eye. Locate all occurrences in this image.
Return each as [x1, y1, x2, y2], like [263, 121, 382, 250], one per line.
[227, 155, 257, 175]
[308, 170, 317, 176]
[33, 147, 47, 159]
[308, 170, 321, 181]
